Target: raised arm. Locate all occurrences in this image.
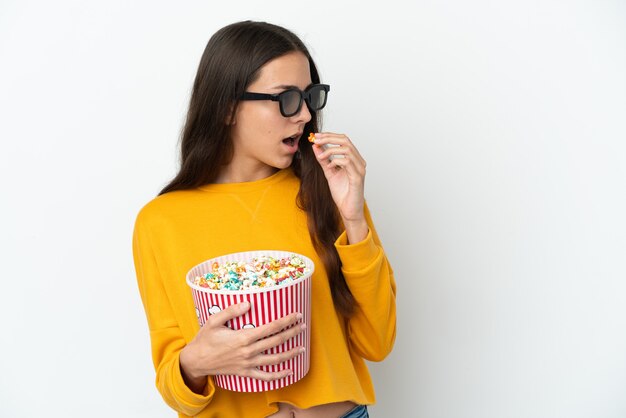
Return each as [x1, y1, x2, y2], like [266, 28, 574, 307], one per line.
[311, 132, 397, 360]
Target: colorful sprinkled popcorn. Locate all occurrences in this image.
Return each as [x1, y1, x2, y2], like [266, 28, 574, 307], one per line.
[192, 254, 310, 291]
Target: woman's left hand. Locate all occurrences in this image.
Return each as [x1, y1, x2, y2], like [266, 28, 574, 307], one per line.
[312, 132, 369, 242]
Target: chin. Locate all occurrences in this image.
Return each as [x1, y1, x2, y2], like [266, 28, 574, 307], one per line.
[272, 158, 295, 170]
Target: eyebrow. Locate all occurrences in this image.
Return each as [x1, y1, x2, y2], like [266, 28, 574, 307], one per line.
[271, 83, 314, 91]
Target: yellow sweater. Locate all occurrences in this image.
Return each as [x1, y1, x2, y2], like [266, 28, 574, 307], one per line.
[132, 168, 396, 418]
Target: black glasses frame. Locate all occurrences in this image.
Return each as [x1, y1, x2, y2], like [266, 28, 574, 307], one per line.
[240, 84, 330, 117]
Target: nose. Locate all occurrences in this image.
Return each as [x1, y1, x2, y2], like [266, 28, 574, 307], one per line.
[291, 100, 312, 124]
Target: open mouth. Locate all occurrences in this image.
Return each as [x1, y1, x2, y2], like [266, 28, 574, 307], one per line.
[282, 133, 301, 147]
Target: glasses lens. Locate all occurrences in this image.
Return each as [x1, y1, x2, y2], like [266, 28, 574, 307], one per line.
[280, 90, 302, 116]
[307, 85, 328, 111]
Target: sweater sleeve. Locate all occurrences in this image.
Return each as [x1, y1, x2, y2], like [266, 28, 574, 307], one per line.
[132, 212, 216, 415]
[334, 203, 397, 362]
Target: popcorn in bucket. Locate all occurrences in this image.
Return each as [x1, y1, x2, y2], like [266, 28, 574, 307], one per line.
[186, 250, 313, 392]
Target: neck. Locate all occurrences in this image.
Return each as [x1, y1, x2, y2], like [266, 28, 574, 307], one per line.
[215, 164, 280, 184]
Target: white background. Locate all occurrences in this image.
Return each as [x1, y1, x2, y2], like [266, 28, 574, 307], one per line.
[1, 1, 625, 417]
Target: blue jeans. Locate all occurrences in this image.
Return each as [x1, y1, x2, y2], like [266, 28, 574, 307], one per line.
[339, 405, 369, 418]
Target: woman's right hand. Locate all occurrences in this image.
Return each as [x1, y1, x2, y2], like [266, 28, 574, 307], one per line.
[179, 301, 306, 393]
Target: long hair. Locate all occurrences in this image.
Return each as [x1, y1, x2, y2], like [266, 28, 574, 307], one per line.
[159, 21, 355, 316]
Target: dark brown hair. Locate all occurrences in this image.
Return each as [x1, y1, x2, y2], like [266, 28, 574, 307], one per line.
[159, 21, 355, 316]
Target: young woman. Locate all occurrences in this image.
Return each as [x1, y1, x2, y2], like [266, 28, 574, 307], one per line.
[132, 21, 396, 418]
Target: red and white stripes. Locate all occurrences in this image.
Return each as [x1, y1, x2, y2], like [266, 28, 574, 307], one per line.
[187, 250, 313, 392]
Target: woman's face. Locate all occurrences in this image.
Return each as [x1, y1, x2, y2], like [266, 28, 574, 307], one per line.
[227, 51, 313, 181]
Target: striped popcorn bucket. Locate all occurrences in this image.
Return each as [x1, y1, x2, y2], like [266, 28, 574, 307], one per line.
[186, 250, 313, 392]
